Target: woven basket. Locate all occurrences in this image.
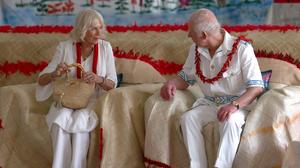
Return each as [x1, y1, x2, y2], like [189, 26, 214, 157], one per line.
[53, 63, 95, 109]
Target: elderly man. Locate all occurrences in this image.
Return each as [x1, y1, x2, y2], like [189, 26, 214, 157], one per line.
[160, 8, 264, 168]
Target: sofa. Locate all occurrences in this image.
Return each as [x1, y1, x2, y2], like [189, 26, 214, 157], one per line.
[0, 24, 300, 168]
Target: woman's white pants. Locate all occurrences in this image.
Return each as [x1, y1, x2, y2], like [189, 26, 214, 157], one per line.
[51, 124, 90, 168]
[180, 104, 247, 168]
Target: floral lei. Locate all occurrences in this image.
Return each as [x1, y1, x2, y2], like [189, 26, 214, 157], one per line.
[194, 36, 245, 84]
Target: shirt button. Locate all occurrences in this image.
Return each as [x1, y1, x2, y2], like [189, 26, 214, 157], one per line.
[210, 65, 215, 69]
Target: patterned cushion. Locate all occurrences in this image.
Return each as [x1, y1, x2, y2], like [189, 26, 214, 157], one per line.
[117, 73, 123, 88]
[115, 58, 165, 84]
[261, 70, 272, 91]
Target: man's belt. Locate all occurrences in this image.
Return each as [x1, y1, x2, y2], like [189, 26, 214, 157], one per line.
[204, 95, 239, 106]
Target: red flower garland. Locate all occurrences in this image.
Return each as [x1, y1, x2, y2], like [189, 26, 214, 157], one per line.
[194, 36, 243, 84]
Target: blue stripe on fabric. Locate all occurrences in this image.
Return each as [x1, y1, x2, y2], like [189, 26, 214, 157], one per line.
[178, 70, 196, 85]
[205, 95, 239, 105]
[240, 40, 250, 46]
[247, 80, 264, 88]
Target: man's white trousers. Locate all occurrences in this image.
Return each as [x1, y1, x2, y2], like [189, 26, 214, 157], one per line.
[180, 104, 247, 168]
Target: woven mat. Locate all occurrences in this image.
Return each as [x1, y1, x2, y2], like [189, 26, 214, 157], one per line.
[0, 30, 299, 86]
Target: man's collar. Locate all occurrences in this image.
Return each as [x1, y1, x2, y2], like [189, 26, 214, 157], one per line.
[221, 29, 235, 52]
[215, 29, 235, 55]
[198, 29, 235, 59]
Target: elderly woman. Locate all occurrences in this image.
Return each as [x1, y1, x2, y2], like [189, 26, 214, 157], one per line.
[36, 9, 117, 168]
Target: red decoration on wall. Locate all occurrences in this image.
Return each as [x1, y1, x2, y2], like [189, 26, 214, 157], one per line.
[0, 25, 299, 33]
[255, 50, 300, 69]
[0, 60, 48, 77]
[47, 0, 74, 15]
[113, 47, 183, 75]
[222, 24, 300, 33]
[107, 23, 188, 33]
[274, 0, 300, 3]
[0, 49, 299, 77]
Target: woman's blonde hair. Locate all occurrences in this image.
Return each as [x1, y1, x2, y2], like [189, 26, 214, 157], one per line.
[70, 9, 107, 42]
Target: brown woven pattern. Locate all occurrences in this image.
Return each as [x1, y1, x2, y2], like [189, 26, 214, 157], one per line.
[0, 29, 299, 86]
[0, 33, 68, 62]
[110, 30, 300, 64]
[231, 30, 300, 59]
[109, 31, 191, 64]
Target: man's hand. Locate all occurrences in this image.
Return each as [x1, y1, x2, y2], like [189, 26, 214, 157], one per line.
[217, 87, 263, 122]
[160, 81, 176, 100]
[160, 77, 189, 100]
[217, 103, 238, 122]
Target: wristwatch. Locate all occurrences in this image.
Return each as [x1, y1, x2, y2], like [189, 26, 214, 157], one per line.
[231, 101, 239, 110]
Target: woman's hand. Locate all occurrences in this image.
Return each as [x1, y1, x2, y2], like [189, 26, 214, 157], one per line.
[38, 62, 68, 86]
[82, 71, 98, 84]
[52, 63, 68, 78]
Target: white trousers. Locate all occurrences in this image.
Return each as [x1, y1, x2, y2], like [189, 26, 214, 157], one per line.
[51, 124, 90, 168]
[180, 104, 247, 168]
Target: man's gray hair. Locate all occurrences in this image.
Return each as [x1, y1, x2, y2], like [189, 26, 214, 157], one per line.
[191, 8, 221, 34]
[70, 9, 106, 42]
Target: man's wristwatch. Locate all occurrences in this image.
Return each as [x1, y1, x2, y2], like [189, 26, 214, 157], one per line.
[50, 72, 56, 81]
[231, 101, 239, 110]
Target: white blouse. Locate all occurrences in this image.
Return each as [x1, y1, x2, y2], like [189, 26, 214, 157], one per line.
[36, 39, 117, 133]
